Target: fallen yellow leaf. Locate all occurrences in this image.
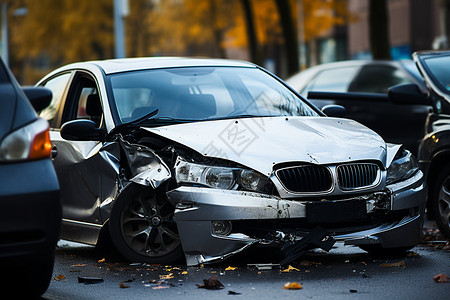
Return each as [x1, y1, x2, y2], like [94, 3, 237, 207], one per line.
[98, 258, 106, 263]
[159, 273, 174, 279]
[379, 260, 406, 268]
[225, 266, 237, 271]
[181, 271, 188, 275]
[54, 274, 65, 281]
[281, 265, 300, 272]
[283, 282, 302, 290]
[433, 273, 449, 283]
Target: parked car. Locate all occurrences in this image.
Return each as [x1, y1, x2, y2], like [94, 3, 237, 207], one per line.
[286, 60, 431, 155]
[0, 58, 61, 297]
[391, 51, 450, 238]
[36, 57, 426, 266]
[302, 51, 450, 239]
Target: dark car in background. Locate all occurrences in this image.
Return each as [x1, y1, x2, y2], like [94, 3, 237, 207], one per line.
[0, 57, 61, 297]
[407, 50, 450, 238]
[299, 52, 450, 239]
[286, 60, 431, 155]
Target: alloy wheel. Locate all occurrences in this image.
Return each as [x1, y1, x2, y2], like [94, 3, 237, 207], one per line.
[120, 189, 180, 257]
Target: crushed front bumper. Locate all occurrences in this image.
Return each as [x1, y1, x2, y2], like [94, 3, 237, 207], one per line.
[167, 171, 426, 266]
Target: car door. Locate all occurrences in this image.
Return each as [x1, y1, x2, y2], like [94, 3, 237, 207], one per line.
[346, 64, 429, 155]
[40, 71, 112, 243]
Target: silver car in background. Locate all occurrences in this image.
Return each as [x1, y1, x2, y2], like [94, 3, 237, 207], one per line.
[36, 57, 426, 266]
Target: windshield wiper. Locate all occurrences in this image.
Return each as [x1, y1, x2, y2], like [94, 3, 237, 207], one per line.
[139, 116, 197, 125]
[209, 114, 274, 121]
[110, 109, 199, 135]
[110, 109, 159, 135]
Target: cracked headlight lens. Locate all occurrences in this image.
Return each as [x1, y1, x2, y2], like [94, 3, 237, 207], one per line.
[175, 160, 236, 189]
[386, 149, 419, 184]
[175, 158, 272, 193]
[239, 169, 262, 190]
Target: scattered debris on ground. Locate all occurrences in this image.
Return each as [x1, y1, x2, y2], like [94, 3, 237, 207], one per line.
[54, 274, 65, 281]
[283, 282, 302, 290]
[77, 276, 104, 284]
[421, 223, 450, 251]
[433, 273, 449, 283]
[196, 275, 224, 289]
[379, 260, 406, 268]
[247, 263, 280, 270]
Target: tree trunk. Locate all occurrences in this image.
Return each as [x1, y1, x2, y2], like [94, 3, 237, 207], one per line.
[274, 0, 299, 77]
[240, 0, 262, 65]
[369, 0, 391, 60]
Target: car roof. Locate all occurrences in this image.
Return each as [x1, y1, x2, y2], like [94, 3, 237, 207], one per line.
[285, 59, 420, 90]
[53, 57, 257, 75]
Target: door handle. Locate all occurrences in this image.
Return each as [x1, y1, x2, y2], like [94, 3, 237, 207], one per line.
[51, 145, 58, 159]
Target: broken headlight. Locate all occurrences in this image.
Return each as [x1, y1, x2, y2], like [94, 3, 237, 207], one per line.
[386, 149, 419, 184]
[175, 159, 272, 193]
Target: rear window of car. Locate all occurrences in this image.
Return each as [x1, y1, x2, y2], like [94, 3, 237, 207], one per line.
[348, 65, 411, 93]
[302, 66, 359, 95]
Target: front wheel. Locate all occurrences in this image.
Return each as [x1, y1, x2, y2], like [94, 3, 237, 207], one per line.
[109, 184, 184, 264]
[430, 164, 450, 238]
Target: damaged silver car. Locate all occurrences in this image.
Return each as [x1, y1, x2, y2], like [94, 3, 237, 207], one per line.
[36, 58, 426, 266]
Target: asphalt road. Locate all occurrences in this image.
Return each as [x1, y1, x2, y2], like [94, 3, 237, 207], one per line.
[41, 238, 449, 300]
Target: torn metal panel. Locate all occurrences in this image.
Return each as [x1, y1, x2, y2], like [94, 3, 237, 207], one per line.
[280, 227, 335, 266]
[118, 137, 171, 188]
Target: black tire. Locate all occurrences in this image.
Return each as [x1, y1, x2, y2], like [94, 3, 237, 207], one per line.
[109, 183, 184, 264]
[430, 164, 450, 238]
[359, 244, 412, 256]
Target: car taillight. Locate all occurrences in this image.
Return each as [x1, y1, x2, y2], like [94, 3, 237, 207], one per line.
[0, 118, 52, 161]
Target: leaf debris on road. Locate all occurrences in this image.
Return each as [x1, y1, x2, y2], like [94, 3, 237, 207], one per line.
[196, 275, 224, 289]
[281, 265, 300, 272]
[379, 260, 406, 268]
[283, 282, 302, 290]
[433, 273, 449, 283]
[54, 274, 65, 281]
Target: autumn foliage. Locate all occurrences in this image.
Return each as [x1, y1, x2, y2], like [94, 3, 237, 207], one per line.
[6, 0, 352, 83]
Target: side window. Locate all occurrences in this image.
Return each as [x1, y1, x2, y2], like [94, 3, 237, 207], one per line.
[302, 66, 359, 94]
[63, 75, 103, 128]
[349, 65, 411, 93]
[40, 73, 71, 127]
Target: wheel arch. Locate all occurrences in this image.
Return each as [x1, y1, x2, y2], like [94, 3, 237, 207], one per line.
[425, 149, 450, 218]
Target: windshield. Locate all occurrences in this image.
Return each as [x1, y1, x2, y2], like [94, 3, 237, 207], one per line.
[421, 55, 450, 95]
[108, 66, 318, 124]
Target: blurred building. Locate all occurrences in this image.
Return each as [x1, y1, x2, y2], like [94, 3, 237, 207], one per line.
[307, 0, 446, 66]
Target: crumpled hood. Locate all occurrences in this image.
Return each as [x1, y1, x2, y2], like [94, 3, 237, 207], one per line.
[143, 116, 387, 176]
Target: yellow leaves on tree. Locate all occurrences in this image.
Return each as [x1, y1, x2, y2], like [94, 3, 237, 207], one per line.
[7, 0, 353, 83]
[11, 0, 114, 64]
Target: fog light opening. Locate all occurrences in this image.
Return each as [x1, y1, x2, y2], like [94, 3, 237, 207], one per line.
[211, 221, 232, 236]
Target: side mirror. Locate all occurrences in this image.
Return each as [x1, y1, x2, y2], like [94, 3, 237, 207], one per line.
[388, 83, 431, 105]
[22, 86, 52, 111]
[61, 119, 105, 141]
[322, 104, 346, 118]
